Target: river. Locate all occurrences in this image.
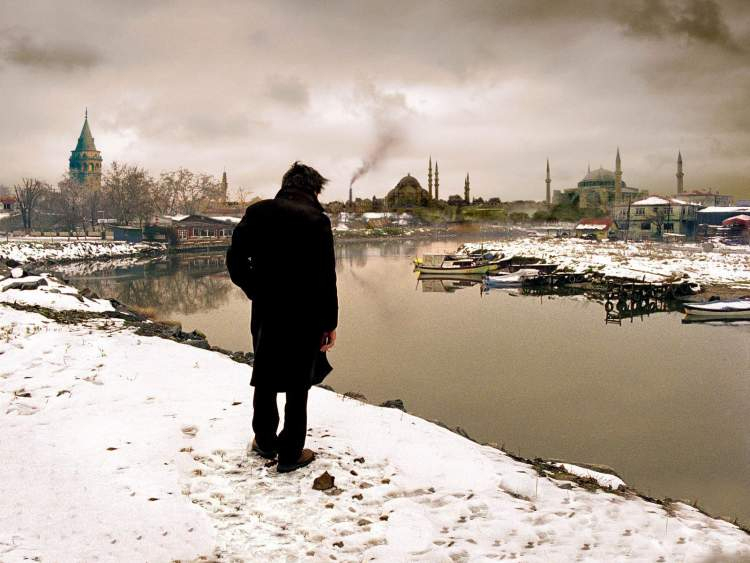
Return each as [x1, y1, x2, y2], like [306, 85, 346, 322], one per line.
[53, 237, 750, 525]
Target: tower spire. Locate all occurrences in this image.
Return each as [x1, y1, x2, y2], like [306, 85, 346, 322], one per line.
[676, 150, 684, 194]
[464, 172, 471, 204]
[434, 162, 440, 200]
[428, 156, 433, 200]
[614, 147, 623, 203]
[545, 158, 551, 205]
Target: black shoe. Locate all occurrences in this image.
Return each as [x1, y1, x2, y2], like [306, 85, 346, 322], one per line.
[277, 449, 316, 473]
[251, 438, 277, 460]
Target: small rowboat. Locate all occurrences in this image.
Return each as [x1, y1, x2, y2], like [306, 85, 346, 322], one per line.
[414, 252, 504, 275]
[683, 299, 750, 320]
[483, 268, 541, 288]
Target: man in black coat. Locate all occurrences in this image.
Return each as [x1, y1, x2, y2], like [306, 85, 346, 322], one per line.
[226, 162, 338, 473]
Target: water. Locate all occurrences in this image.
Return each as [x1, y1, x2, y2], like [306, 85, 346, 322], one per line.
[54, 238, 750, 525]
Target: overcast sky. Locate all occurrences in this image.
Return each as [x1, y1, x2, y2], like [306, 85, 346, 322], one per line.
[1, 0, 749, 202]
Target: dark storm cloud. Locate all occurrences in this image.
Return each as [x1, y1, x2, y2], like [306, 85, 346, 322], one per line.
[265, 75, 310, 109]
[0, 31, 101, 71]
[621, 0, 740, 51]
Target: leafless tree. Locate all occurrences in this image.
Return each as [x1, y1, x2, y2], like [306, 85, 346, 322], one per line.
[54, 174, 89, 232]
[103, 162, 155, 226]
[155, 168, 221, 216]
[13, 178, 49, 232]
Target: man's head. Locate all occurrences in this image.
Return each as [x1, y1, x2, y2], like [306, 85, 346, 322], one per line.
[281, 162, 328, 195]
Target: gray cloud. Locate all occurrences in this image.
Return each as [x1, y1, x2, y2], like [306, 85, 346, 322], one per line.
[1, 32, 101, 71]
[265, 75, 310, 109]
[0, 0, 748, 201]
[621, 0, 740, 51]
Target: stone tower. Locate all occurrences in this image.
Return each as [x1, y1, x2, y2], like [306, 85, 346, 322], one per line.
[69, 110, 103, 187]
[434, 162, 439, 200]
[464, 173, 471, 204]
[221, 170, 229, 202]
[614, 147, 622, 202]
[676, 151, 684, 194]
[545, 159, 551, 205]
[427, 156, 433, 199]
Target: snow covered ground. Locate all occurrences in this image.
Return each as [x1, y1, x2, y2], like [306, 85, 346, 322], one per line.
[460, 238, 750, 287]
[0, 240, 165, 265]
[1, 276, 749, 561]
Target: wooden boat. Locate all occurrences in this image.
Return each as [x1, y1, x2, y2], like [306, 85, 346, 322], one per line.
[683, 299, 750, 320]
[414, 253, 503, 275]
[483, 268, 541, 288]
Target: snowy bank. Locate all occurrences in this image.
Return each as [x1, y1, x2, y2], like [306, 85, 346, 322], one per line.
[0, 240, 165, 265]
[460, 238, 750, 287]
[1, 277, 749, 561]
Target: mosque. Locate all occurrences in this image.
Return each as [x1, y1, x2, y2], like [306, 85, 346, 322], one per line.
[382, 157, 471, 208]
[550, 149, 646, 211]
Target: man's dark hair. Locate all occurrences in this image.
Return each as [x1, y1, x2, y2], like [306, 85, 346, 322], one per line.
[281, 162, 328, 195]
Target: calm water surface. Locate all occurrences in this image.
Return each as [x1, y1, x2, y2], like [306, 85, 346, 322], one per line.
[55, 238, 750, 524]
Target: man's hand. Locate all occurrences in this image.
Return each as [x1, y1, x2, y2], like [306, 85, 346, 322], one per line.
[320, 330, 336, 352]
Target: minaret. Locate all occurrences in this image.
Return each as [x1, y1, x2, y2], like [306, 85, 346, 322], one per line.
[434, 162, 440, 200]
[464, 173, 471, 204]
[614, 147, 622, 202]
[427, 156, 433, 199]
[676, 151, 684, 194]
[69, 109, 103, 187]
[220, 170, 228, 202]
[545, 159, 551, 205]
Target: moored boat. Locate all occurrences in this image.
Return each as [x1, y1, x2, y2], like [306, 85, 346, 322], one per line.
[683, 299, 750, 320]
[414, 252, 504, 275]
[483, 268, 541, 288]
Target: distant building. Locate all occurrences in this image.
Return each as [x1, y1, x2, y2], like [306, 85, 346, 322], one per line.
[385, 174, 431, 209]
[675, 190, 733, 207]
[696, 206, 750, 226]
[157, 214, 238, 243]
[553, 149, 646, 212]
[575, 217, 615, 240]
[69, 110, 102, 188]
[614, 196, 699, 239]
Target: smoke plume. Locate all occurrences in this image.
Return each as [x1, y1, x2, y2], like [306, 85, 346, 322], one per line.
[349, 123, 402, 189]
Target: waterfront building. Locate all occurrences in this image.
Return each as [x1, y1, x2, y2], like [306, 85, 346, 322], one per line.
[575, 217, 615, 240]
[696, 205, 750, 226]
[552, 149, 645, 212]
[384, 173, 431, 209]
[676, 190, 733, 207]
[613, 196, 699, 239]
[69, 110, 103, 188]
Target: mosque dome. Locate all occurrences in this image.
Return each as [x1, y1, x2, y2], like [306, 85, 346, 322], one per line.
[581, 167, 615, 182]
[395, 173, 423, 190]
[385, 173, 430, 208]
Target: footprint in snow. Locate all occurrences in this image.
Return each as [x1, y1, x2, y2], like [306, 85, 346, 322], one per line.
[181, 425, 199, 437]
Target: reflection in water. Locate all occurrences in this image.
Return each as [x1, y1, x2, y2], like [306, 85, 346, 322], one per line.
[54, 254, 233, 315]
[57, 241, 750, 526]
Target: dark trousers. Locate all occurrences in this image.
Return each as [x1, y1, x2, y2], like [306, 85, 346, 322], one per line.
[252, 387, 309, 464]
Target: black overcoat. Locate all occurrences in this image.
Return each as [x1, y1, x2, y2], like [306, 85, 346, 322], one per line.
[226, 187, 338, 391]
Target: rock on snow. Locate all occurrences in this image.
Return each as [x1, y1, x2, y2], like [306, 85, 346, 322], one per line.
[0, 280, 749, 562]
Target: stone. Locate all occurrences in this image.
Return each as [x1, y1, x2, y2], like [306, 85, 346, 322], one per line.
[312, 471, 335, 491]
[343, 391, 367, 402]
[379, 399, 406, 411]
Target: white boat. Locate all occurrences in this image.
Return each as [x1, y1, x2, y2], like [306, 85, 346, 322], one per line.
[483, 268, 541, 288]
[683, 299, 750, 320]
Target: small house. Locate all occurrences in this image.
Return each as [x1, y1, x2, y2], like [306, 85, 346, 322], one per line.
[575, 218, 615, 240]
[111, 225, 144, 243]
[614, 196, 700, 239]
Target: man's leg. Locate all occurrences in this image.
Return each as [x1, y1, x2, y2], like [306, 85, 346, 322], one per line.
[277, 387, 309, 464]
[252, 386, 279, 453]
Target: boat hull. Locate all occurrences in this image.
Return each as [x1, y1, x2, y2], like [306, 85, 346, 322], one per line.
[415, 263, 501, 275]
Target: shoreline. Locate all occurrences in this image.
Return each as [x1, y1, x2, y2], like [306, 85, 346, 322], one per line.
[1, 271, 749, 559]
